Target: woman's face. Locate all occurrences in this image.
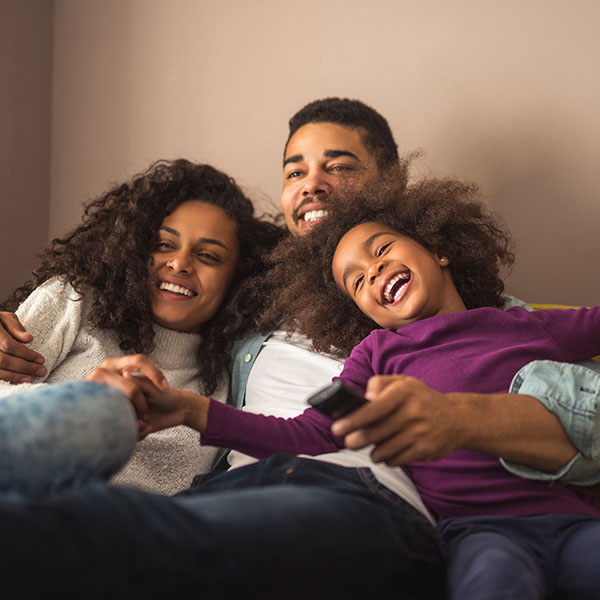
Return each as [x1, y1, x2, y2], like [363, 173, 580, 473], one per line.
[332, 222, 464, 329]
[149, 200, 239, 332]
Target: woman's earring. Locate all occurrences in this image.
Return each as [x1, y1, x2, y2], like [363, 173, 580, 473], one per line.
[439, 257, 448, 265]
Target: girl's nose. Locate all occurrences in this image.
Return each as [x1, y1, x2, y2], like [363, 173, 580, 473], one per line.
[367, 260, 385, 284]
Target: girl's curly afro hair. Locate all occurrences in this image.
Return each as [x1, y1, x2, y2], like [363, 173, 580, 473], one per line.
[3, 159, 285, 393]
[258, 165, 515, 358]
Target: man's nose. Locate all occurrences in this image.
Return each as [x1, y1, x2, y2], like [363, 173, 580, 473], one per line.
[302, 170, 332, 196]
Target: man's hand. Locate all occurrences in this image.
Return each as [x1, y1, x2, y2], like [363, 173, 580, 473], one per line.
[331, 375, 465, 465]
[0, 312, 47, 383]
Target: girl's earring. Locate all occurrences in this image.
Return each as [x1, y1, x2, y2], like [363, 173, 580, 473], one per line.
[439, 257, 448, 265]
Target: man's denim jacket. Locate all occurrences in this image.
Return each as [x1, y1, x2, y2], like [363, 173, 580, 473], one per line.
[230, 298, 600, 485]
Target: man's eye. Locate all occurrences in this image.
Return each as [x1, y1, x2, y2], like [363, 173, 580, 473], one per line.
[377, 242, 391, 257]
[330, 165, 351, 173]
[286, 170, 303, 179]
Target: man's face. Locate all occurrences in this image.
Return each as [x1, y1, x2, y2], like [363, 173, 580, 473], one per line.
[281, 122, 379, 237]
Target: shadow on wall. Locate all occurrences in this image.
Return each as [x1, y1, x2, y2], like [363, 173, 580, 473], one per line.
[434, 113, 599, 306]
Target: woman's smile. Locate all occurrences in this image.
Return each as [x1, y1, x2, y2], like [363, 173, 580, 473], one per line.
[150, 201, 239, 332]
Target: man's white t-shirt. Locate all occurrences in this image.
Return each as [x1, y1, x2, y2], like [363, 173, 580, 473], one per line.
[227, 330, 434, 522]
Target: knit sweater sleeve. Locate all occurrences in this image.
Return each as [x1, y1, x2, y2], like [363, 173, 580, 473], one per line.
[0, 278, 86, 399]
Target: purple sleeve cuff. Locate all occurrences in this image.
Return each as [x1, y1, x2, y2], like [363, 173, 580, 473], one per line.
[201, 398, 344, 459]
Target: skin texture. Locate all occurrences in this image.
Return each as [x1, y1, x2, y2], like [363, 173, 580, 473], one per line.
[332, 222, 466, 329]
[149, 201, 239, 333]
[0, 119, 582, 474]
[281, 122, 379, 236]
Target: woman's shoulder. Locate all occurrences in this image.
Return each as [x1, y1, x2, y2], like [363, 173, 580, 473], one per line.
[33, 276, 84, 300]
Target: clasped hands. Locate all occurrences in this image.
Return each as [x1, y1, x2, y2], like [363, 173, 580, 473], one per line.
[84, 355, 208, 439]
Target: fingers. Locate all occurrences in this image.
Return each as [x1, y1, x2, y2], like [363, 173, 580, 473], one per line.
[0, 312, 33, 343]
[0, 314, 47, 382]
[85, 368, 148, 418]
[95, 355, 168, 391]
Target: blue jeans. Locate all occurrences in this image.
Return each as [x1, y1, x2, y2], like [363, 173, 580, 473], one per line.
[0, 381, 137, 496]
[0, 384, 444, 599]
[439, 514, 600, 599]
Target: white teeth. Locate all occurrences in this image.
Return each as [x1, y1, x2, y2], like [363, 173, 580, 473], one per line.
[383, 272, 410, 304]
[159, 282, 194, 297]
[303, 209, 328, 223]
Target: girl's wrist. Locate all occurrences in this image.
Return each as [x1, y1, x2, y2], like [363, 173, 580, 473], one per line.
[179, 390, 210, 433]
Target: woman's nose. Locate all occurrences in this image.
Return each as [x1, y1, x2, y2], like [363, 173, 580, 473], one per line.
[167, 251, 192, 273]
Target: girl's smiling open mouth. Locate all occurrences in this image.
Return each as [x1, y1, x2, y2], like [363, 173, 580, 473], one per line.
[382, 270, 411, 305]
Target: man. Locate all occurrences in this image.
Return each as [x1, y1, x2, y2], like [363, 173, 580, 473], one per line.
[0, 98, 598, 599]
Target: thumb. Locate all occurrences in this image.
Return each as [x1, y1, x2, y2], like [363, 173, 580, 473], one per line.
[365, 375, 398, 400]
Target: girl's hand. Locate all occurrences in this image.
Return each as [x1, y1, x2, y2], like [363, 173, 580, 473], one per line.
[331, 375, 465, 465]
[128, 379, 210, 436]
[84, 355, 170, 437]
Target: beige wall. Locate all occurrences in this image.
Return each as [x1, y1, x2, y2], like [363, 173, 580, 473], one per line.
[6, 0, 600, 305]
[1, 0, 53, 301]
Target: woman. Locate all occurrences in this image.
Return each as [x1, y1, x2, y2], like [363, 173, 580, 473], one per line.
[0, 159, 284, 495]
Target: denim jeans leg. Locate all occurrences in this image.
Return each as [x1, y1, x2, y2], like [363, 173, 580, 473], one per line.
[0, 381, 137, 497]
[0, 455, 444, 599]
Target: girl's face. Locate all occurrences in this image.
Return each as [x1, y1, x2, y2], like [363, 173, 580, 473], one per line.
[149, 200, 239, 332]
[332, 222, 465, 329]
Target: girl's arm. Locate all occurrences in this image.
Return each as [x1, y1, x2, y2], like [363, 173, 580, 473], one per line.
[108, 355, 344, 458]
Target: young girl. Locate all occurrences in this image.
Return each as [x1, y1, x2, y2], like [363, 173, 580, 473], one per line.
[142, 173, 600, 599]
[0, 159, 283, 495]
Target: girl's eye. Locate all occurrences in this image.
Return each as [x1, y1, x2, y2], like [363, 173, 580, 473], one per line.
[377, 242, 391, 257]
[353, 274, 364, 293]
[157, 242, 174, 251]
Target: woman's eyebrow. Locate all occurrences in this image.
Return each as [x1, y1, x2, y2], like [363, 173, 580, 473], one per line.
[159, 227, 228, 250]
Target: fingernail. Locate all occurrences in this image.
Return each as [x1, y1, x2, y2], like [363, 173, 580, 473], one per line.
[35, 367, 47, 377]
[35, 357, 45, 364]
[331, 422, 343, 435]
[161, 378, 169, 389]
[20, 377, 32, 384]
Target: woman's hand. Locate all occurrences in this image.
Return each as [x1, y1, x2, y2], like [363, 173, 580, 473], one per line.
[84, 354, 210, 438]
[331, 375, 464, 465]
[0, 312, 47, 383]
[85, 355, 170, 438]
[127, 381, 210, 436]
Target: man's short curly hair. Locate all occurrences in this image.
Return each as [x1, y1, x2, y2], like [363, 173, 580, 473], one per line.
[285, 97, 399, 170]
[259, 166, 514, 358]
[3, 159, 285, 393]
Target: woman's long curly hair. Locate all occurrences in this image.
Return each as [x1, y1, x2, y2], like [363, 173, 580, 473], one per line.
[258, 166, 515, 358]
[3, 159, 285, 393]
